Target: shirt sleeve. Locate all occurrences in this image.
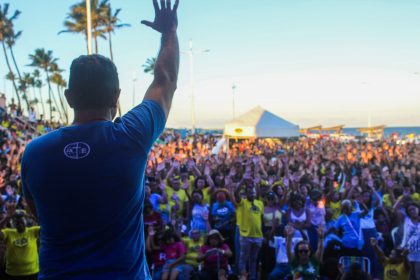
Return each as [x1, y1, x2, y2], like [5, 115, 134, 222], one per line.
[1, 229, 9, 242]
[118, 100, 166, 153]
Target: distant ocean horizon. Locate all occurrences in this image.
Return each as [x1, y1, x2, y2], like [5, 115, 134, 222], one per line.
[343, 127, 420, 138]
[171, 126, 420, 138]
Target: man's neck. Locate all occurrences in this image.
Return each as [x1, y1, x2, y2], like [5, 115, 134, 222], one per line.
[72, 108, 113, 125]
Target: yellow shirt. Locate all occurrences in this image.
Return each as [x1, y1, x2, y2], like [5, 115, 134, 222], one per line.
[166, 186, 188, 217]
[383, 258, 410, 280]
[1, 120, 9, 128]
[2, 226, 40, 276]
[383, 194, 392, 208]
[182, 237, 203, 266]
[383, 193, 420, 208]
[36, 124, 44, 133]
[329, 200, 341, 220]
[237, 199, 264, 238]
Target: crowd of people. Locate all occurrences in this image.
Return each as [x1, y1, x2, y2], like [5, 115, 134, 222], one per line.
[142, 130, 420, 280]
[0, 102, 419, 279]
[0, 103, 60, 279]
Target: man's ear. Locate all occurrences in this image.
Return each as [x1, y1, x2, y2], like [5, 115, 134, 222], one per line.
[112, 89, 121, 107]
[64, 89, 74, 108]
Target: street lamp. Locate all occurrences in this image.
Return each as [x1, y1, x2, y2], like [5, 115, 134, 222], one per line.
[182, 39, 209, 133]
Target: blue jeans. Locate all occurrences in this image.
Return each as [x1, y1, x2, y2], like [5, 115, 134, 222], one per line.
[268, 263, 291, 280]
[239, 236, 263, 280]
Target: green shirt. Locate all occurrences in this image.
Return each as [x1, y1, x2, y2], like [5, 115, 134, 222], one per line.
[290, 256, 320, 280]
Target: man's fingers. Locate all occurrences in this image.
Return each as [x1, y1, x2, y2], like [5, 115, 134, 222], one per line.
[141, 20, 154, 28]
[153, 0, 159, 12]
[160, 0, 166, 9]
[173, 0, 179, 12]
[167, 0, 172, 11]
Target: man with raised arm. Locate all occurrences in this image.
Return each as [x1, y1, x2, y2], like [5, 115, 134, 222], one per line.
[20, 0, 179, 279]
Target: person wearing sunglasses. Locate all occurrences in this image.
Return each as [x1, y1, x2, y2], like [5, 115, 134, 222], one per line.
[285, 224, 324, 280]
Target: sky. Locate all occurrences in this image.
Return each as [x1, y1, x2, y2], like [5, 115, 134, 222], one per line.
[1, 0, 420, 128]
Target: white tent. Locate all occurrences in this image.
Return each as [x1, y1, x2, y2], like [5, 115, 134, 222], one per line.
[224, 106, 300, 138]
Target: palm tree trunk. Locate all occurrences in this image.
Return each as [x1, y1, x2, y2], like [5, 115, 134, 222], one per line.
[9, 46, 30, 111]
[108, 31, 113, 61]
[94, 29, 98, 54]
[44, 71, 54, 121]
[32, 86, 40, 115]
[49, 83, 63, 123]
[56, 84, 68, 124]
[1, 41, 21, 109]
[37, 87, 46, 118]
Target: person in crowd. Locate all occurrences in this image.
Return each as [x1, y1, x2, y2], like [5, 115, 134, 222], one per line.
[356, 180, 382, 279]
[180, 229, 203, 280]
[306, 188, 326, 251]
[286, 224, 325, 280]
[197, 229, 232, 280]
[211, 188, 236, 261]
[286, 193, 311, 239]
[166, 175, 189, 223]
[398, 202, 420, 280]
[233, 178, 264, 280]
[334, 199, 368, 257]
[20, 0, 180, 278]
[146, 226, 168, 280]
[0, 201, 40, 280]
[260, 191, 282, 279]
[189, 190, 210, 234]
[371, 237, 411, 280]
[268, 227, 303, 280]
[149, 228, 186, 280]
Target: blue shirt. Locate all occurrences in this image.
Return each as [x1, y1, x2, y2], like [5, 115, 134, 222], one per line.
[212, 201, 236, 230]
[21, 100, 166, 280]
[335, 212, 362, 249]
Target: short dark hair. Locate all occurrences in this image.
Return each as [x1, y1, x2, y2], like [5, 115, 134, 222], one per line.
[68, 54, 119, 110]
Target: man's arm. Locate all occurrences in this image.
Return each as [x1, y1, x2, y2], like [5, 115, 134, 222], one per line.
[285, 225, 295, 262]
[315, 226, 324, 262]
[370, 238, 386, 265]
[142, 0, 180, 119]
[0, 201, 16, 241]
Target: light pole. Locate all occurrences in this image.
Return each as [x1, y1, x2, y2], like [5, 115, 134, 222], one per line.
[232, 83, 236, 119]
[132, 72, 137, 107]
[85, 0, 93, 55]
[182, 39, 209, 133]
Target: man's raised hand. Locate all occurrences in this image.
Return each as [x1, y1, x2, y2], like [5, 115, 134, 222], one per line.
[141, 0, 179, 34]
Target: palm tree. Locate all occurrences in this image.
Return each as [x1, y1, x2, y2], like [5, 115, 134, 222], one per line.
[142, 57, 157, 75]
[6, 29, 30, 111]
[0, 3, 21, 109]
[50, 71, 68, 124]
[33, 69, 46, 118]
[59, 0, 109, 54]
[101, 3, 130, 61]
[23, 72, 41, 114]
[28, 48, 59, 121]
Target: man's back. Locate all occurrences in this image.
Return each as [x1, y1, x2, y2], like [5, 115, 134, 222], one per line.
[21, 101, 165, 279]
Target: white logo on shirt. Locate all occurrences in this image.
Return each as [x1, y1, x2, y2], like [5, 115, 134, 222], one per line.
[64, 142, 91, 159]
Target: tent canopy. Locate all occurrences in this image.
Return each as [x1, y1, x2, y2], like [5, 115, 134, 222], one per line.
[224, 106, 300, 138]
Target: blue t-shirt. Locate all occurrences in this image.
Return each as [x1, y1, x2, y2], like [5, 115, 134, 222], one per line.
[335, 212, 362, 249]
[212, 201, 236, 230]
[21, 100, 166, 280]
